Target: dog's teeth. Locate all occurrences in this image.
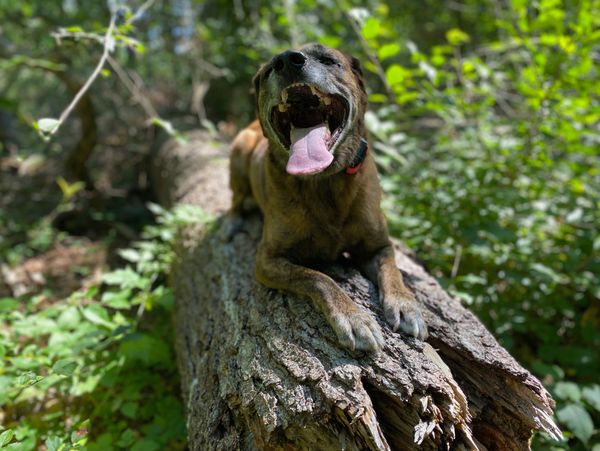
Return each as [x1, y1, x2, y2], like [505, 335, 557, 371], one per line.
[310, 86, 317, 95]
[323, 97, 331, 105]
[278, 103, 288, 112]
[281, 90, 288, 103]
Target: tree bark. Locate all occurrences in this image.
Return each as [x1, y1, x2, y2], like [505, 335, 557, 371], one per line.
[151, 131, 561, 451]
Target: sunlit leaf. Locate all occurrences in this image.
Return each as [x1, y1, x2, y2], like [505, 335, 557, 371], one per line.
[0, 429, 14, 447]
[53, 359, 78, 376]
[446, 28, 470, 45]
[362, 17, 381, 40]
[36, 117, 60, 134]
[378, 43, 401, 60]
[556, 403, 593, 443]
[553, 381, 581, 402]
[582, 385, 600, 412]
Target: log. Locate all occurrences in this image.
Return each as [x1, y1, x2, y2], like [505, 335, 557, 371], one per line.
[151, 131, 561, 450]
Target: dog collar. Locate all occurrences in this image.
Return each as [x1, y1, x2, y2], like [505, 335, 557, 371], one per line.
[346, 138, 368, 174]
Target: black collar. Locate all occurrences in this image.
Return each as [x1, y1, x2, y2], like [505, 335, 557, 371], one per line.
[346, 138, 368, 174]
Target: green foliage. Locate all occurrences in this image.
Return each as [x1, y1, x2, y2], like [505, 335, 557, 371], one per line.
[0, 204, 211, 450]
[356, 0, 599, 448]
[1, 0, 598, 448]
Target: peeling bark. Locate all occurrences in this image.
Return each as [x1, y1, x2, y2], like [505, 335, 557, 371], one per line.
[151, 131, 561, 450]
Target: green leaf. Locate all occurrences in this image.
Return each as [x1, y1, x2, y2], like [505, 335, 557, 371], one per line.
[45, 436, 63, 451]
[57, 307, 81, 328]
[582, 385, 600, 412]
[65, 26, 84, 33]
[117, 429, 136, 448]
[101, 289, 133, 309]
[368, 93, 388, 103]
[0, 430, 14, 447]
[121, 401, 138, 418]
[0, 298, 19, 313]
[319, 35, 341, 48]
[458, 274, 487, 285]
[385, 64, 410, 86]
[102, 267, 145, 289]
[131, 438, 159, 451]
[81, 305, 114, 328]
[52, 359, 78, 376]
[36, 118, 60, 134]
[362, 18, 381, 40]
[71, 420, 89, 446]
[118, 248, 141, 262]
[553, 382, 581, 402]
[446, 28, 470, 45]
[556, 403, 593, 443]
[531, 263, 564, 283]
[17, 371, 43, 387]
[56, 176, 85, 200]
[378, 43, 401, 60]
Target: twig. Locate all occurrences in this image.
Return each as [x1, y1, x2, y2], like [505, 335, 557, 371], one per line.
[106, 54, 159, 119]
[195, 58, 231, 78]
[41, 0, 157, 137]
[44, 13, 117, 137]
[125, 0, 156, 25]
[451, 245, 463, 279]
[52, 29, 106, 45]
[51, 28, 144, 52]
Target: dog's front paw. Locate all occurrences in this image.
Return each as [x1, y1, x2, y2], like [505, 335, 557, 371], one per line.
[330, 306, 384, 352]
[382, 291, 428, 340]
[220, 214, 245, 242]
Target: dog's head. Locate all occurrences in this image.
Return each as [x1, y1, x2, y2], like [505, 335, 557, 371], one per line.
[253, 44, 367, 176]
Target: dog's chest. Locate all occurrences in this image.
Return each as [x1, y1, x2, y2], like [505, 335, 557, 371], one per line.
[273, 192, 361, 261]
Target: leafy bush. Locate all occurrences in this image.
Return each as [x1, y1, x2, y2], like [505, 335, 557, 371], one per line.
[0, 204, 210, 450]
[357, 0, 599, 448]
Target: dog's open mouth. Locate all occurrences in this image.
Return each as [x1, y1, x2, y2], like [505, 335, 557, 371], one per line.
[270, 83, 349, 175]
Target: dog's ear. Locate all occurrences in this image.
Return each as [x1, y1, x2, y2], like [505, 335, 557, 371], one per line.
[348, 55, 366, 92]
[350, 56, 363, 77]
[251, 67, 264, 112]
[252, 70, 261, 98]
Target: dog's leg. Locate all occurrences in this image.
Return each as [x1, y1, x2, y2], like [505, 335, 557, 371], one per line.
[359, 245, 428, 340]
[226, 129, 261, 239]
[256, 246, 384, 351]
[230, 129, 259, 216]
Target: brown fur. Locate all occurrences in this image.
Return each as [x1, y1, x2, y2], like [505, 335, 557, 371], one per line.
[229, 44, 427, 351]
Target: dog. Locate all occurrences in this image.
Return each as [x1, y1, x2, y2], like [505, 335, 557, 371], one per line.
[229, 44, 427, 351]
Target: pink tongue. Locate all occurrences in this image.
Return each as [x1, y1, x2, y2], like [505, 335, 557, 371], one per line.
[286, 124, 334, 175]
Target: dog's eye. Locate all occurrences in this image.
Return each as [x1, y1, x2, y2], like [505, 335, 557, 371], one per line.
[318, 56, 341, 67]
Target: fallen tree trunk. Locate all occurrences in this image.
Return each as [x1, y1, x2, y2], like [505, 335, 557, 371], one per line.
[151, 131, 561, 450]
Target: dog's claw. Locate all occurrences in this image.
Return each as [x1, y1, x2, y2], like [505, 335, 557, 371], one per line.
[331, 307, 383, 352]
[384, 293, 428, 340]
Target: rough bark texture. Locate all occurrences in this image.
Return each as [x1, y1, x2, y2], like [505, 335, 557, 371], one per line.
[151, 131, 561, 451]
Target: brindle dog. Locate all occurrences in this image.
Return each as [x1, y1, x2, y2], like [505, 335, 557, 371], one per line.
[229, 44, 427, 351]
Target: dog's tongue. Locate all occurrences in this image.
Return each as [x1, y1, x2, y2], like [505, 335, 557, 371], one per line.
[286, 124, 333, 175]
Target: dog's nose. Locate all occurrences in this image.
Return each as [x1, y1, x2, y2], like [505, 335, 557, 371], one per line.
[273, 51, 307, 73]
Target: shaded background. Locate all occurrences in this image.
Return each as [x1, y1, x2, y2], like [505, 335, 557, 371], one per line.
[0, 0, 598, 449]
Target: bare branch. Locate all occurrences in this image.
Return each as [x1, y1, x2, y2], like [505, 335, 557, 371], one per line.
[38, 13, 117, 138]
[106, 55, 159, 120]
